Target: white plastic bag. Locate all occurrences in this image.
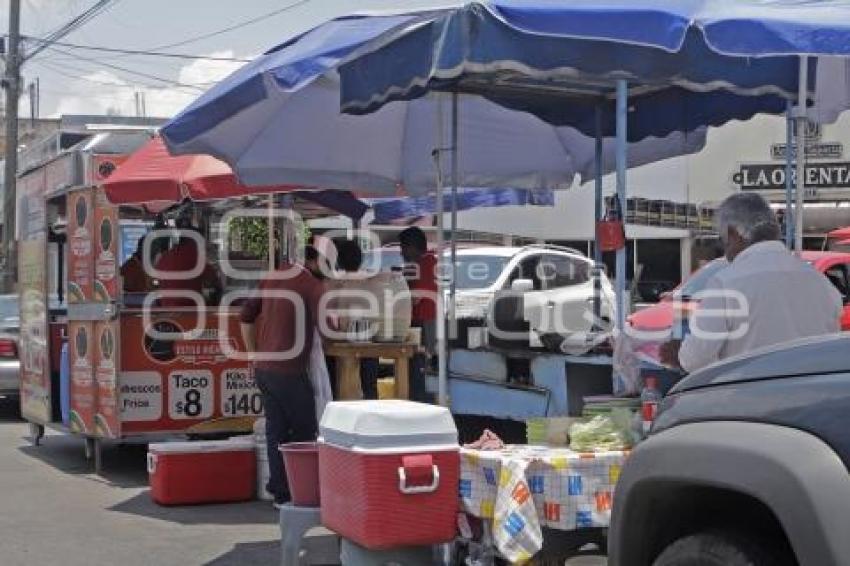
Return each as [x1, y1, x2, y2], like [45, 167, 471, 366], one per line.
[309, 329, 333, 422]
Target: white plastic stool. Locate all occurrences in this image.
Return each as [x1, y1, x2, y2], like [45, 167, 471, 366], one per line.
[279, 504, 322, 566]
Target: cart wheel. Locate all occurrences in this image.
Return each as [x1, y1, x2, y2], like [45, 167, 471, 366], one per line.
[29, 423, 45, 446]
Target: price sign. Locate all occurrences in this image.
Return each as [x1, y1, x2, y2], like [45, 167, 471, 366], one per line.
[221, 368, 264, 417]
[168, 370, 213, 420]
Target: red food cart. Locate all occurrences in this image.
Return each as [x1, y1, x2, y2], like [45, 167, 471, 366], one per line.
[18, 132, 366, 472]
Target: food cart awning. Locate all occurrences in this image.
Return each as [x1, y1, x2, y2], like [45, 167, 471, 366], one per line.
[371, 187, 554, 224]
[103, 136, 368, 220]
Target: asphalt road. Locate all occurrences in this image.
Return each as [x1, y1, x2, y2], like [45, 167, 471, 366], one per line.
[0, 398, 336, 566]
[0, 398, 607, 566]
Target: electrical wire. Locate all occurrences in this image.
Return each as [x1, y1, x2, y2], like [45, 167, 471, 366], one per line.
[145, 0, 312, 51]
[39, 46, 208, 91]
[22, 37, 252, 62]
[31, 59, 208, 93]
[25, 0, 122, 60]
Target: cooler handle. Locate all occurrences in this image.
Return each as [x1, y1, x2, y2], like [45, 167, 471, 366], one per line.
[147, 453, 157, 475]
[398, 456, 440, 495]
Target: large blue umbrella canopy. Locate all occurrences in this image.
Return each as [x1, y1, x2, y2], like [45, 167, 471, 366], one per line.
[160, 10, 706, 194]
[339, 1, 850, 139]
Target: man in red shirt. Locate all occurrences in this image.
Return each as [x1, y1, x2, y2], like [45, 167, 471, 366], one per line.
[154, 227, 221, 307]
[241, 262, 324, 507]
[399, 227, 438, 402]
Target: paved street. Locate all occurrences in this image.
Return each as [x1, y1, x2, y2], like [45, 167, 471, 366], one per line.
[0, 399, 309, 566]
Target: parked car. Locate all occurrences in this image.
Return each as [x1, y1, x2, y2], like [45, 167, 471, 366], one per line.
[609, 333, 850, 566]
[0, 294, 20, 400]
[450, 245, 616, 340]
[629, 251, 850, 332]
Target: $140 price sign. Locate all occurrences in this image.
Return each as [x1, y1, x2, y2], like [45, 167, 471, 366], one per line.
[168, 370, 213, 420]
[222, 369, 263, 417]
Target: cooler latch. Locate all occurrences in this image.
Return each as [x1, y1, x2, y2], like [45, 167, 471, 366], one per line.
[147, 453, 158, 474]
[398, 454, 440, 495]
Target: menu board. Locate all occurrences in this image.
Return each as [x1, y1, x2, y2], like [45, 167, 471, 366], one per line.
[67, 189, 94, 303]
[17, 169, 50, 424]
[119, 312, 259, 434]
[93, 188, 119, 303]
[69, 321, 96, 434]
[94, 320, 121, 438]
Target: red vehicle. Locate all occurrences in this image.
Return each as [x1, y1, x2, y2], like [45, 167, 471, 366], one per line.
[629, 251, 850, 332]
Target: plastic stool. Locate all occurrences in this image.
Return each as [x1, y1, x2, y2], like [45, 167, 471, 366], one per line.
[340, 538, 435, 565]
[279, 504, 322, 566]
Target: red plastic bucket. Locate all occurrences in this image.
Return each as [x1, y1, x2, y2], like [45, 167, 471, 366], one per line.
[279, 442, 321, 506]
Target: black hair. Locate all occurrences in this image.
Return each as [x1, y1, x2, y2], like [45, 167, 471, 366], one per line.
[399, 226, 427, 252]
[305, 245, 319, 263]
[334, 239, 363, 272]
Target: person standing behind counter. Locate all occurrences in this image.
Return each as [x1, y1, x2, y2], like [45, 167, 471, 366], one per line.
[660, 193, 842, 373]
[154, 225, 222, 307]
[399, 227, 437, 402]
[241, 261, 324, 507]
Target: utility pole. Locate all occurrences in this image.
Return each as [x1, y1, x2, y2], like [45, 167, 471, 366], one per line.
[3, 0, 21, 291]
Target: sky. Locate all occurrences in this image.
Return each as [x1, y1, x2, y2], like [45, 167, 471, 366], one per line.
[1, 0, 455, 119]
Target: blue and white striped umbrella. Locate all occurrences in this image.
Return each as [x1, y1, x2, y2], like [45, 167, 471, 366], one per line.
[339, 1, 850, 138]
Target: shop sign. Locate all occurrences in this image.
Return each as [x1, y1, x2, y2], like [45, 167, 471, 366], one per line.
[732, 162, 850, 192]
[771, 142, 844, 160]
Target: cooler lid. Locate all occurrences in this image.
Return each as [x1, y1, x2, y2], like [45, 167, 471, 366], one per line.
[319, 400, 458, 451]
[148, 438, 254, 454]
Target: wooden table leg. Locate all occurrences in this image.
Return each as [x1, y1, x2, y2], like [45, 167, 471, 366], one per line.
[337, 355, 363, 400]
[394, 356, 410, 400]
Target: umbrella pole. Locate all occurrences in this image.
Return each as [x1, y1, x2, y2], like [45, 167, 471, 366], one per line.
[435, 163, 448, 407]
[268, 194, 275, 270]
[435, 96, 448, 408]
[795, 56, 808, 252]
[450, 93, 459, 349]
[615, 80, 628, 331]
[593, 104, 603, 329]
[784, 101, 794, 249]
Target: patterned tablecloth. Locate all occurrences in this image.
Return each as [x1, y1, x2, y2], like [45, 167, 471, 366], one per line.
[459, 445, 629, 563]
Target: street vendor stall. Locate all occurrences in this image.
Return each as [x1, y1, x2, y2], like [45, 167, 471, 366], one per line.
[151, 3, 850, 562]
[18, 132, 368, 472]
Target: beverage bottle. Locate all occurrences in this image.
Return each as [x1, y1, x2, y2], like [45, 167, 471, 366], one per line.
[641, 376, 662, 436]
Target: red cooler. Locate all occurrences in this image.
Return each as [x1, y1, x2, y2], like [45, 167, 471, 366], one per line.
[319, 400, 459, 549]
[148, 438, 256, 505]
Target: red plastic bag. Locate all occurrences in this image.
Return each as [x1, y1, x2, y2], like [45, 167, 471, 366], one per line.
[597, 220, 626, 252]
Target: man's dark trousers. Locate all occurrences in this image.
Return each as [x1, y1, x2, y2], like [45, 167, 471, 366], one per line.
[255, 369, 317, 503]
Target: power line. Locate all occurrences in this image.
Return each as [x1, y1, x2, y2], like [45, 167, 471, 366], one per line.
[25, 0, 121, 60]
[146, 0, 312, 51]
[31, 59, 209, 93]
[40, 45, 206, 91]
[22, 36, 252, 62]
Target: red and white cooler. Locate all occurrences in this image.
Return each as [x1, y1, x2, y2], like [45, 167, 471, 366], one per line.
[318, 400, 459, 549]
[147, 438, 256, 505]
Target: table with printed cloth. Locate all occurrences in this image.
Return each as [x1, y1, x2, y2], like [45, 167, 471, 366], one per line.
[459, 445, 628, 563]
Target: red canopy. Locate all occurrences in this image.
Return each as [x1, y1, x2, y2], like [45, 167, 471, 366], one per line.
[102, 135, 303, 205]
[828, 226, 850, 240]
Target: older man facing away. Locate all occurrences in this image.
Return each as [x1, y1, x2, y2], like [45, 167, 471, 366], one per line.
[661, 193, 842, 373]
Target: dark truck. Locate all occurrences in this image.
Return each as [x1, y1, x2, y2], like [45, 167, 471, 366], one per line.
[609, 334, 850, 566]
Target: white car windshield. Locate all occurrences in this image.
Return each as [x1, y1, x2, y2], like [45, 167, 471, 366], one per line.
[452, 255, 510, 290]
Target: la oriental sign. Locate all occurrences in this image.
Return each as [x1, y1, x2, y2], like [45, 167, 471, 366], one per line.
[732, 162, 850, 192]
